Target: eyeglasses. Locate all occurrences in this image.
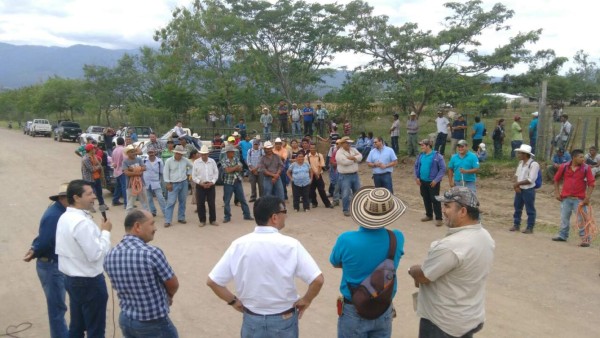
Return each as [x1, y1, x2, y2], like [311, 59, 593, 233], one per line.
[276, 209, 287, 214]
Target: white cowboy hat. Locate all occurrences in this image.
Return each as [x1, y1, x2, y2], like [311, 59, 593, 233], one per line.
[173, 145, 187, 155]
[531, 111, 539, 117]
[350, 187, 407, 229]
[515, 144, 534, 156]
[199, 145, 210, 154]
[274, 137, 282, 143]
[263, 141, 274, 149]
[232, 131, 240, 137]
[192, 133, 200, 138]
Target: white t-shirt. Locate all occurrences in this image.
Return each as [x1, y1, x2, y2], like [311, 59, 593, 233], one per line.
[436, 117, 450, 134]
[209, 226, 322, 315]
[417, 224, 495, 337]
[514, 158, 538, 190]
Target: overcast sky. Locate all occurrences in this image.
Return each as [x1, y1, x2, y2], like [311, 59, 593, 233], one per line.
[0, 0, 596, 76]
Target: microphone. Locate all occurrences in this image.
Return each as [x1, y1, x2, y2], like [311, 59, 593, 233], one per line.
[99, 204, 108, 222]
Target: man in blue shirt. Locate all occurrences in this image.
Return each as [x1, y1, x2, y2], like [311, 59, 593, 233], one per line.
[330, 187, 406, 338]
[471, 116, 485, 152]
[450, 114, 467, 153]
[302, 101, 314, 135]
[238, 135, 253, 177]
[104, 210, 179, 338]
[23, 183, 69, 338]
[414, 139, 447, 226]
[546, 148, 571, 181]
[447, 139, 480, 193]
[529, 111, 539, 154]
[366, 136, 398, 193]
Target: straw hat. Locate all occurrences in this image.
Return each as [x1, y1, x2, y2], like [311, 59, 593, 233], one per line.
[515, 144, 534, 156]
[263, 141, 274, 149]
[350, 187, 407, 229]
[173, 145, 186, 155]
[49, 183, 69, 201]
[199, 145, 210, 154]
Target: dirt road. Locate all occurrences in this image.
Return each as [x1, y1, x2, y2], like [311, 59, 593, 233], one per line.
[1, 127, 599, 337]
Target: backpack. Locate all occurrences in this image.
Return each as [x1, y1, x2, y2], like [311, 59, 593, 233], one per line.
[482, 127, 487, 137]
[348, 230, 397, 320]
[492, 126, 502, 141]
[528, 161, 542, 189]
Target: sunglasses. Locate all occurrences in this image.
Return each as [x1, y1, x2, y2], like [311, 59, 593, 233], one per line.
[275, 209, 287, 215]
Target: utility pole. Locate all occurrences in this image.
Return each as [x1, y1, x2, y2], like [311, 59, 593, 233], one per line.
[537, 80, 548, 161]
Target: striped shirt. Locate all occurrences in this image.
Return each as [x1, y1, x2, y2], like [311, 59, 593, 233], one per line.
[104, 235, 175, 321]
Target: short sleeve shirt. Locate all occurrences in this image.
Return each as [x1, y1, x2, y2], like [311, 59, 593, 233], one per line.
[123, 157, 145, 187]
[448, 152, 480, 182]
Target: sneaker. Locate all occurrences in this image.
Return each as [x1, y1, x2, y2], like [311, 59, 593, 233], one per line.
[112, 201, 123, 206]
[420, 216, 432, 222]
[223, 219, 230, 223]
[343, 211, 351, 217]
[521, 229, 533, 234]
[552, 236, 566, 242]
[210, 221, 219, 226]
[509, 226, 519, 232]
[327, 205, 334, 209]
[199, 222, 206, 227]
[164, 223, 171, 228]
[178, 220, 187, 224]
[244, 217, 255, 221]
[333, 201, 340, 207]
[435, 220, 443, 227]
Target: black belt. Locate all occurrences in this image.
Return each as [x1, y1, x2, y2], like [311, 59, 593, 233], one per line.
[343, 298, 353, 305]
[340, 172, 358, 175]
[373, 172, 391, 176]
[38, 257, 56, 263]
[243, 307, 295, 317]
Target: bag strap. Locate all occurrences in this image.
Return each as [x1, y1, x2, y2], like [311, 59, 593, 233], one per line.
[385, 229, 396, 260]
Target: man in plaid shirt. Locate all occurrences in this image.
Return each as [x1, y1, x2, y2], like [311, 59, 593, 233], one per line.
[104, 210, 179, 337]
[222, 145, 255, 223]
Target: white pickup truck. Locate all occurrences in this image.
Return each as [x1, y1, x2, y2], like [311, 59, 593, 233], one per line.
[30, 119, 52, 137]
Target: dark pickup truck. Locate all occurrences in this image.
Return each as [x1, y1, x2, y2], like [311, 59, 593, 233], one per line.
[54, 121, 82, 142]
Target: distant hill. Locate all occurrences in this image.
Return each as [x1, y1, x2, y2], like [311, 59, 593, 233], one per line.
[0, 43, 137, 89]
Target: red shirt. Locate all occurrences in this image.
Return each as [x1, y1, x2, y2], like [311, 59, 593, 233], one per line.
[554, 162, 595, 199]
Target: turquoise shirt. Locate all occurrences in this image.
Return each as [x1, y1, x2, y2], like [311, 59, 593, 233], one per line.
[419, 151, 435, 181]
[473, 122, 485, 139]
[529, 118, 538, 139]
[448, 151, 480, 182]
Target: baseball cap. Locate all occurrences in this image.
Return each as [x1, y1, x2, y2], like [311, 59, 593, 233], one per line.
[435, 186, 480, 208]
[419, 139, 431, 146]
[84, 144, 95, 152]
[457, 140, 468, 146]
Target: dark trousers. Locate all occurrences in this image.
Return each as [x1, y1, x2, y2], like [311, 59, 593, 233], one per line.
[434, 133, 448, 155]
[391, 136, 399, 154]
[513, 188, 536, 230]
[494, 140, 503, 159]
[65, 274, 108, 338]
[279, 116, 289, 134]
[196, 184, 216, 223]
[310, 175, 332, 207]
[91, 178, 105, 206]
[472, 138, 482, 152]
[420, 180, 442, 220]
[373, 172, 394, 193]
[292, 184, 310, 211]
[419, 318, 483, 338]
[304, 120, 313, 135]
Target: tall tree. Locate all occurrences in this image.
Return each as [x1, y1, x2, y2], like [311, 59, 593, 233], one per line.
[344, 0, 542, 115]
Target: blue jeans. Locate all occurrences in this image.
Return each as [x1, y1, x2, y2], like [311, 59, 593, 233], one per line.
[557, 197, 587, 240]
[241, 310, 298, 338]
[390, 136, 399, 154]
[165, 181, 188, 224]
[65, 274, 108, 338]
[263, 126, 272, 140]
[338, 303, 393, 338]
[419, 318, 483, 338]
[223, 180, 252, 221]
[511, 140, 522, 158]
[340, 173, 361, 212]
[373, 172, 393, 193]
[455, 180, 476, 193]
[513, 188, 536, 229]
[147, 186, 167, 216]
[36, 260, 68, 338]
[91, 178, 105, 206]
[263, 176, 285, 201]
[119, 312, 178, 338]
[291, 121, 302, 136]
[113, 174, 127, 206]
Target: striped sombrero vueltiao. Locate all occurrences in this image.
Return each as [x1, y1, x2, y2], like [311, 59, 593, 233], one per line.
[350, 186, 407, 229]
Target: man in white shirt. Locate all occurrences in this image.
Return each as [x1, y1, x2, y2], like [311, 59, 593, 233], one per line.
[434, 111, 451, 155]
[408, 187, 495, 338]
[192, 145, 220, 227]
[207, 196, 324, 338]
[143, 147, 166, 217]
[290, 103, 303, 137]
[510, 144, 539, 234]
[163, 145, 194, 227]
[335, 136, 363, 217]
[55, 179, 112, 338]
[555, 114, 572, 150]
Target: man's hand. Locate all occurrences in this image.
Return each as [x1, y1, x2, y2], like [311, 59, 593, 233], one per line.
[294, 297, 312, 319]
[430, 181, 437, 188]
[101, 219, 113, 232]
[583, 197, 591, 205]
[166, 183, 173, 192]
[449, 180, 455, 188]
[416, 178, 421, 186]
[23, 249, 34, 262]
[555, 192, 562, 202]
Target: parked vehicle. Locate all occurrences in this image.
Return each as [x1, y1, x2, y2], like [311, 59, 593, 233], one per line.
[79, 125, 106, 145]
[30, 119, 52, 137]
[54, 121, 82, 142]
[23, 121, 32, 135]
[114, 126, 154, 147]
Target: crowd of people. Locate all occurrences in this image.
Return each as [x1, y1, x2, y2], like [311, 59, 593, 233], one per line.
[21, 106, 599, 338]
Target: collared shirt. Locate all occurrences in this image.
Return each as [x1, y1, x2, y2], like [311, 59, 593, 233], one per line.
[407, 119, 418, 134]
[239, 140, 252, 160]
[290, 109, 302, 122]
[31, 201, 66, 261]
[123, 157, 145, 187]
[260, 113, 273, 127]
[514, 158, 538, 189]
[390, 120, 400, 137]
[552, 152, 571, 165]
[288, 162, 311, 187]
[316, 108, 328, 120]
[104, 235, 175, 321]
[56, 207, 111, 277]
[511, 121, 523, 141]
[366, 146, 397, 174]
[418, 224, 495, 337]
[303, 107, 314, 121]
[192, 158, 219, 184]
[147, 141, 164, 153]
[222, 156, 242, 185]
[143, 157, 163, 190]
[163, 157, 193, 183]
[451, 120, 467, 139]
[529, 119, 538, 139]
[555, 162, 596, 199]
[559, 121, 572, 141]
[336, 147, 362, 174]
[436, 117, 450, 134]
[112, 145, 125, 177]
[330, 227, 404, 300]
[247, 148, 264, 170]
[259, 153, 283, 176]
[472, 122, 485, 139]
[307, 152, 325, 175]
[161, 148, 174, 162]
[448, 151, 480, 182]
[182, 143, 196, 158]
[208, 226, 322, 315]
[81, 154, 102, 182]
[272, 147, 289, 162]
